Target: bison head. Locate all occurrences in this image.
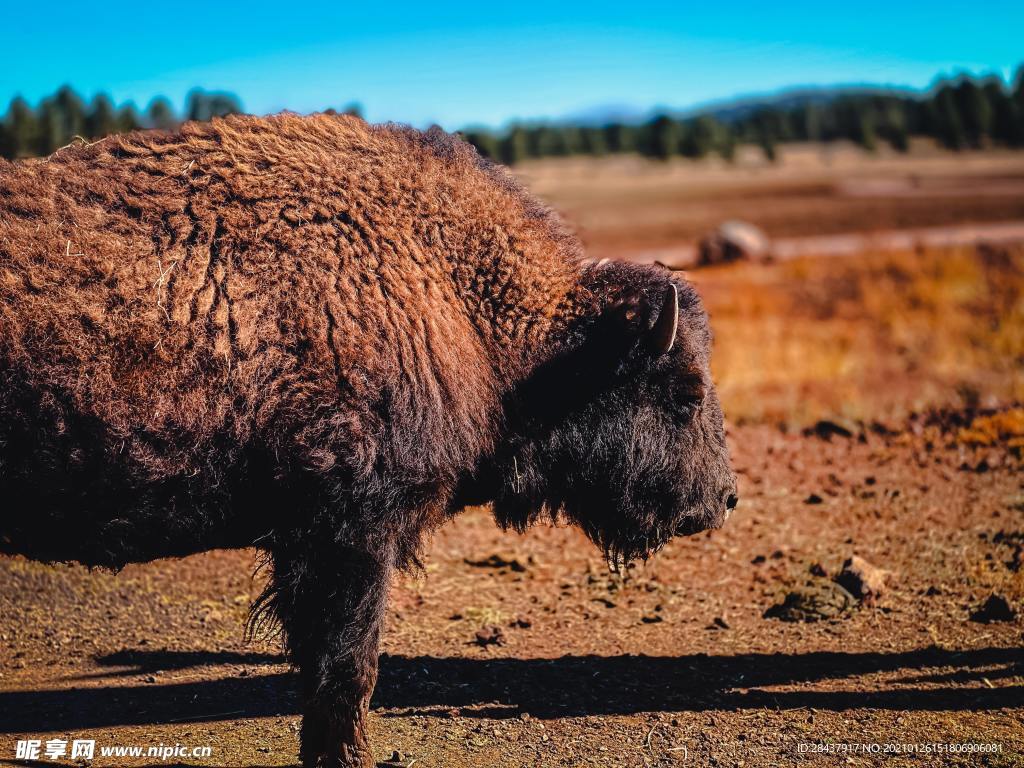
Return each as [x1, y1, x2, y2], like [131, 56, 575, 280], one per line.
[478, 261, 737, 564]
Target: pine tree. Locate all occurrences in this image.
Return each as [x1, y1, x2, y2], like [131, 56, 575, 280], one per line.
[888, 120, 909, 152]
[717, 128, 737, 162]
[146, 97, 177, 130]
[794, 102, 827, 142]
[462, 130, 500, 160]
[855, 112, 878, 152]
[0, 119, 11, 159]
[677, 122, 696, 157]
[580, 126, 608, 156]
[561, 126, 585, 155]
[683, 116, 719, 158]
[54, 85, 86, 143]
[878, 100, 910, 152]
[934, 86, 967, 149]
[4, 97, 38, 158]
[1012, 65, 1024, 144]
[116, 103, 141, 133]
[186, 89, 242, 122]
[499, 125, 529, 165]
[647, 115, 679, 160]
[530, 125, 568, 157]
[980, 79, 1014, 144]
[603, 123, 636, 154]
[953, 78, 992, 147]
[746, 109, 779, 161]
[86, 95, 118, 139]
[35, 99, 63, 155]
[186, 90, 211, 122]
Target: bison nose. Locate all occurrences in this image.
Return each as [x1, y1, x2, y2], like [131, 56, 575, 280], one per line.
[722, 491, 738, 521]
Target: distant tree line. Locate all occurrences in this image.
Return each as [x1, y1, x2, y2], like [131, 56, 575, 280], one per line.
[3, 65, 1023, 163]
[0, 88, 244, 159]
[462, 65, 1024, 164]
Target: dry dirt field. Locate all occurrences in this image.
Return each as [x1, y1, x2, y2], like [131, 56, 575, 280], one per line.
[518, 142, 1024, 264]
[2, 148, 1023, 767]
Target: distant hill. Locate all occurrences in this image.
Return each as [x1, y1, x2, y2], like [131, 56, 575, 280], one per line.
[681, 84, 923, 123]
[561, 103, 650, 127]
[563, 84, 924, 127]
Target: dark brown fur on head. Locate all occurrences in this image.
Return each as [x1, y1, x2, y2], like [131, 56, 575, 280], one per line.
[0, 113, 735, 766]
[457, 260, 736, 565]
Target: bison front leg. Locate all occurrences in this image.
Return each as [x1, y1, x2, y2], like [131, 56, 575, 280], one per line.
[269, 539, 391, 768]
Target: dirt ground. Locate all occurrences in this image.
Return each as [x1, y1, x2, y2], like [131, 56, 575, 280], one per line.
[2, 148, 1023, 767]
[1, 416, 1022, 767]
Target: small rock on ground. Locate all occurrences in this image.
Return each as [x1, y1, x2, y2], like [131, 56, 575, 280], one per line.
[764, 581, 855, 622]
[835, 555, 892, 604]
[969, 594, 1017, 623]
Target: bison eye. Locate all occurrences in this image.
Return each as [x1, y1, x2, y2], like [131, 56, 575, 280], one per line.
[666, 395, 700, 423]
[671, 371, 706, 403]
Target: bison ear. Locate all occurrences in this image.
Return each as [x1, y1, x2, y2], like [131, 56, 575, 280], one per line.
[647, 283, 678, 355]
[599, 280, 678, 356]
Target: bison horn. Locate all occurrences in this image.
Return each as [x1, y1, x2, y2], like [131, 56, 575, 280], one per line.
[649, 283, 678, 355]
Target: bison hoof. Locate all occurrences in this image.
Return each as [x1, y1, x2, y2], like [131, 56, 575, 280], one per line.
[329, 745, 374, 768]
[306, 746, 374, 768]
[305, 722, 374, 768]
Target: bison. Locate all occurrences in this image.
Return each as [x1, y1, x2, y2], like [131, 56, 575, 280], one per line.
[697, 220, 770, 266]
[0, 114, 737, 767]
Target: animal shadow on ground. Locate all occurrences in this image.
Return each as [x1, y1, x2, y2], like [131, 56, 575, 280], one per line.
[0, 647, 1020, 734]
[10, 764, 280, 768]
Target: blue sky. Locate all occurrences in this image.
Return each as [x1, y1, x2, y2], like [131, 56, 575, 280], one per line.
[2, 1, 1021, 129]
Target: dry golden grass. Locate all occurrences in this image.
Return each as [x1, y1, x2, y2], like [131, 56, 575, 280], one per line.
[522, 150, 1024, 428]
[692, 244, 1024, 428]
[958, 408, 1024, 453]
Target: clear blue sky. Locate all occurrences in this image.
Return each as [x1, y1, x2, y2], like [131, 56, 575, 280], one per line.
[3, 1, 1021, 129]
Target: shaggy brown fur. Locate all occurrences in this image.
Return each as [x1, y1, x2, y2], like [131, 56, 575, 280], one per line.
[0, 114, 735, 767]
[0, 114, 579, 557]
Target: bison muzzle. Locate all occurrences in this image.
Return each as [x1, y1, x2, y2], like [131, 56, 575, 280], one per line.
[0, 114, 736, 767]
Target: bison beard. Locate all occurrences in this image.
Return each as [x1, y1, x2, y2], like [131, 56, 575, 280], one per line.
[0, 114, 736, 766]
